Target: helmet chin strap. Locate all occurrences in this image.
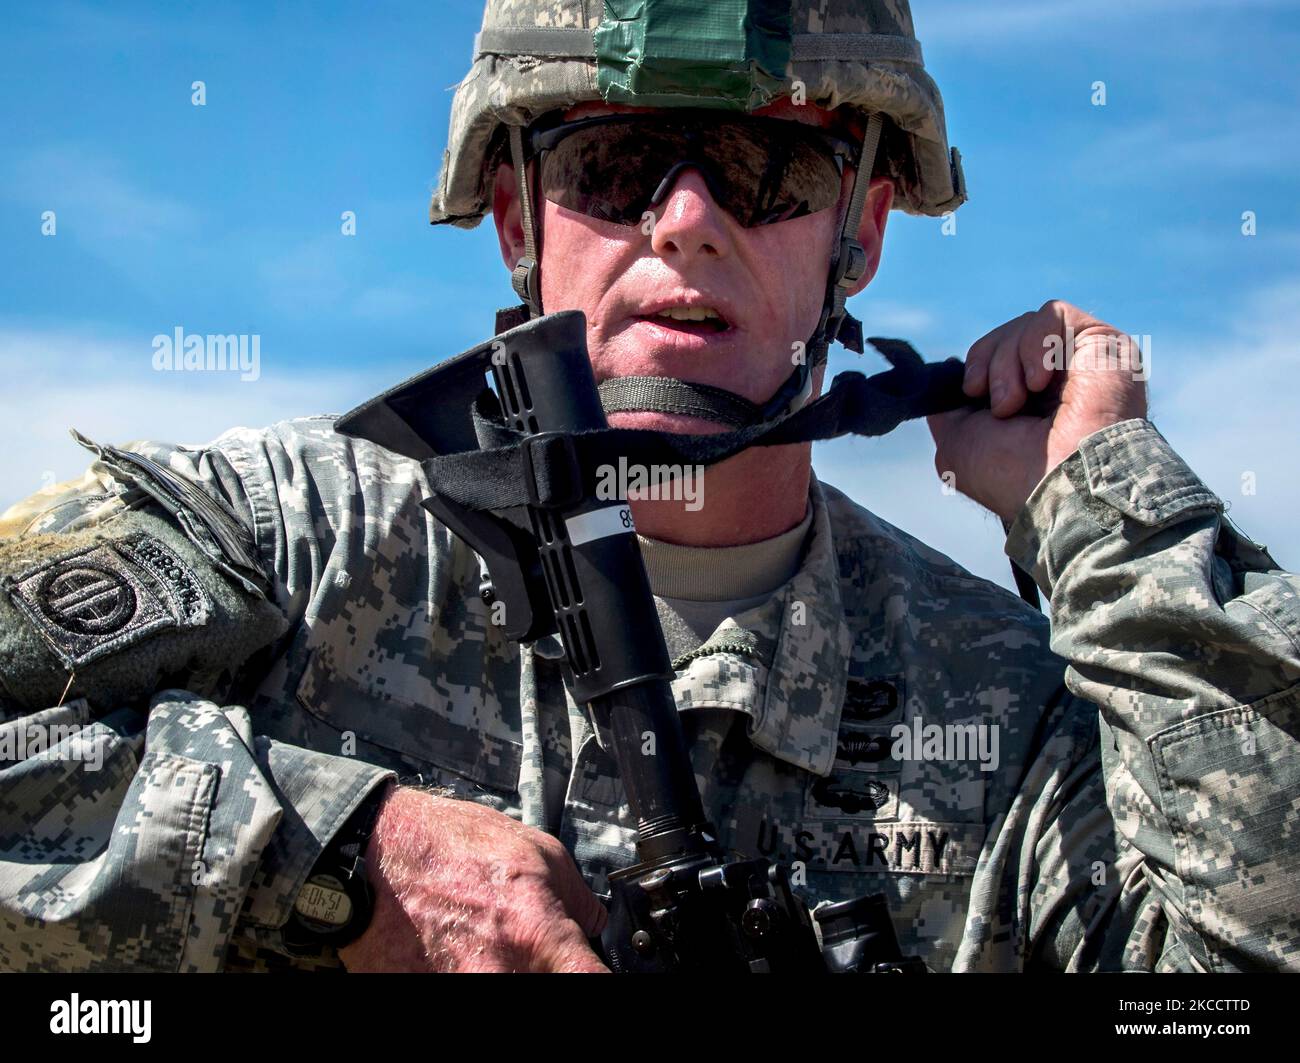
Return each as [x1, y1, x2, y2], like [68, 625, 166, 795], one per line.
[509, 125, 543, 316]
[506, 113, 884, 429]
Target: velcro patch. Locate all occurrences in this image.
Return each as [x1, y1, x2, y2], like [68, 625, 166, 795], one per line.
[814, 822, 983, 875]
[792, 821, 984, 876]
[842, 675, 905, 724]
[807, 768, 900, 820]
[4, 532, 211, 668]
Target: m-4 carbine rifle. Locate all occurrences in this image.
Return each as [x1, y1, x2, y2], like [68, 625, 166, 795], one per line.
[337, 310, 929, 973]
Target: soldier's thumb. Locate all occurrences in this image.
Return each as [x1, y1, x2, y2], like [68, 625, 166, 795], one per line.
[555, 872, 608, 939]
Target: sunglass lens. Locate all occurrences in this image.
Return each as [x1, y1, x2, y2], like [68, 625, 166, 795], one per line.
[707, 122, 845, 226]
[536, 118, 845, 229]
[537, 121, 669, 225]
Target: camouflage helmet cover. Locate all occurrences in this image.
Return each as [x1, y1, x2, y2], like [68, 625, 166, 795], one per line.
[431, 0, 967, 228]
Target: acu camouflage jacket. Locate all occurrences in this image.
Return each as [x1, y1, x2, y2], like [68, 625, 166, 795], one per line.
[0, 414, 1297, 972]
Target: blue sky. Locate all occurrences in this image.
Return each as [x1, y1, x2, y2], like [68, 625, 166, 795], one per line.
[2, 0, 1298, 589]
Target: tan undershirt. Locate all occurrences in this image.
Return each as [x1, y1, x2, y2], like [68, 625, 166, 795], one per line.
[638, 503, 813, 661]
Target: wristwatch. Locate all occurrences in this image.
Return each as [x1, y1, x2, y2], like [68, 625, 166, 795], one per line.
[283, 783, 390, 956]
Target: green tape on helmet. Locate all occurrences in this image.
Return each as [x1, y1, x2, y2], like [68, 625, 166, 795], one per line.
[594, 0, 793, 111]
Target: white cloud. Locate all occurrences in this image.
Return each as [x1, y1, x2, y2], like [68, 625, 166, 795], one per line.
[1074, 109, 1300, 183]
[814, 423, 1018, 591]
[352, 282, 439, 321]
[1149, 280, 1300, 566]
[0, 326, 374, 510]
[852, 300, 936, 336]
[257, 235, 355, 313]
[256, 237, 470, 326]
[6, 146, 201, 245]
[1141, 224, 1300, 261]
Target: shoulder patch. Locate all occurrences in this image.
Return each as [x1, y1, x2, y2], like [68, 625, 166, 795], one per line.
[4, 531, 212, 669]
[70, 431, 268, 595]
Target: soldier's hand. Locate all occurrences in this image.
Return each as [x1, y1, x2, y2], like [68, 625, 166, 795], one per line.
[926, 299, 1149, 524]
[337, 786, 610, 973]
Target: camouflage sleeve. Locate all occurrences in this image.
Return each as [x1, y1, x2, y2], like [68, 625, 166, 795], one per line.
[1006, 417, 1300, 972]
[0, 434, 393, 972]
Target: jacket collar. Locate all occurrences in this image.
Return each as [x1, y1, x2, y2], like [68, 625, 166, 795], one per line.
[669, 475, 851, 777]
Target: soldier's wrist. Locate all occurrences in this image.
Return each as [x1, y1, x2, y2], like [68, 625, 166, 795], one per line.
[283, 779, 395, 956]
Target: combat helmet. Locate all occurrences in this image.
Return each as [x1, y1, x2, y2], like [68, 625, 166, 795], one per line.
[433, 0, 968, 425]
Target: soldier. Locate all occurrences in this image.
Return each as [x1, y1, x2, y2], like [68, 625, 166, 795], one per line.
[2, 0, 1298, 973]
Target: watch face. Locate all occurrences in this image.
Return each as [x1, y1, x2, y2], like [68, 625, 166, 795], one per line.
[294, 874, 354, 930]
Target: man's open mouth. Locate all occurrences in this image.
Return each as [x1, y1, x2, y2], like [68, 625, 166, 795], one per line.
[636, 306, 732, 334]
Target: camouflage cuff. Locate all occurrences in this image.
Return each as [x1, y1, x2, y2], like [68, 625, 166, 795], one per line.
[238, 741, 396, 939]
[1005, 419, 1223, 596]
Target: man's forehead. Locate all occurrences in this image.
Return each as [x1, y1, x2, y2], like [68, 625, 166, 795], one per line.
[561, 98, 858, 136]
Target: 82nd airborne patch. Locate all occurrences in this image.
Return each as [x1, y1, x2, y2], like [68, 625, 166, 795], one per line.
[4, 531, 212, 668]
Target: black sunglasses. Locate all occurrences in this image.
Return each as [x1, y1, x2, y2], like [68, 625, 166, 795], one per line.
[524, 110, 860, 229]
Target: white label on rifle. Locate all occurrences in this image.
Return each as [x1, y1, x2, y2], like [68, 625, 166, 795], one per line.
[566, 505, 634, 545]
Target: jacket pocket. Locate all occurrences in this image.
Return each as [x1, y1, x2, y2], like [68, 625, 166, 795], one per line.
[1, 746, 217, 972]
[1149, 682, 1300, 972]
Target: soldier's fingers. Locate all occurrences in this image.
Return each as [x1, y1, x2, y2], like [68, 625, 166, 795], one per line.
[530, 921, 611, 973]
[987, 323, 1030, 417]
[1028, 299, 1117, 385]
[962, 332, 997, 398]
[534, 837, 608, 938]
[569, 886, 609, 939]
[1024, 300, 1092, 392]
[963, 311, 1033, 397]
[552, 873, 607, 939]
[1017, 312, 1058, 394]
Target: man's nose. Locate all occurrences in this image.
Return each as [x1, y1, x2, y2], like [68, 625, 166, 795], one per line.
[647, 167, 732, 262]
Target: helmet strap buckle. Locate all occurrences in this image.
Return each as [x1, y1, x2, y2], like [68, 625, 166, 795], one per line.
[512, 255, 540, 308]
[834, 238, 868, 289]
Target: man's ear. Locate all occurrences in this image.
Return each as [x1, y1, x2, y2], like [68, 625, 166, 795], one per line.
[491, 161, 527, 272]
[844, 176, 894, 299]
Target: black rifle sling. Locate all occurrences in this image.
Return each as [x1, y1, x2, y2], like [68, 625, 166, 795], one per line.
[352, 330, 1045, 610]
[423, 356, 970, 513]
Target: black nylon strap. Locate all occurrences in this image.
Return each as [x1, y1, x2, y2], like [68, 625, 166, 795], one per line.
[425, 357, 969, 513]
[597, 377, 762, 428]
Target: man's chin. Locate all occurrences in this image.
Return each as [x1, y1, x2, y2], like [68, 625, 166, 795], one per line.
[604, 410, 731, 435]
